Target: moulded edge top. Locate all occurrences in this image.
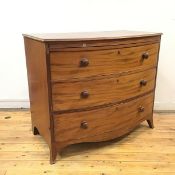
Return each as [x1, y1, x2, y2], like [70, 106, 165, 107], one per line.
[22, 30, 162, 42]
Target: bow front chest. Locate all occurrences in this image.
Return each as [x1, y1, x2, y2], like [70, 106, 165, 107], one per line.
[23, 31, 161, 164]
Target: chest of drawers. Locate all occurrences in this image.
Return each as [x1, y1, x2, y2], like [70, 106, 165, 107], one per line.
[23, 31, 161, 164]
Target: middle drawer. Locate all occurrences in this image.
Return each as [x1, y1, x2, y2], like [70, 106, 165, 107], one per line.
[52, 68, 156, 112]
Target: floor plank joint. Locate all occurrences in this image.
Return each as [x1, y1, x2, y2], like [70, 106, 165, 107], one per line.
[0, 110, 175, 174]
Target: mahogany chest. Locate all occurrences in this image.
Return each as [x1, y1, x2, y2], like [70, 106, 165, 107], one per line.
[23, 31, 161, 164]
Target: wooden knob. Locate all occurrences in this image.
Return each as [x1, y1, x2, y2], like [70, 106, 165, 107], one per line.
[142, 52, 149, 59]
[138, 106, 145, 112]
[80, 121, 88, 129]
[140, 80, 147, 86]
[80, 90, 89, 98]
[80, 58, 89, 67]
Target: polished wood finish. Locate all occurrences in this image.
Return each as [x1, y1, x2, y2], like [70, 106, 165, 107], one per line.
[52, 69, 156, 111]
[24, 38, 51, 146]
[50, 43, 159, 81]
[1, 110, 175, 174]
[54, 93, 154, 144]
[49, 36, 160, 50]
[23, 31, 161, 164]
[23, 30, 162, 42]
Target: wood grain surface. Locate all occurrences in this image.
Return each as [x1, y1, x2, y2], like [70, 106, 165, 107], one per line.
[52, 69, 156, 111]
[24, 38, 51, 146]
[23, 32, 161, 164]
[0, 110, 174, 175]
[54, 92, 154, 144]
[23, 30, 162, 42]
[50, 43, 159, 81]
[49, 36, 160, 51]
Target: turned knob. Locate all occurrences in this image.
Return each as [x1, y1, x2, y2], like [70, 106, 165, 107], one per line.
[80, 90, 89, 98]
[80, 121, 88, 129]
[138, 106, 145, 112]
[142, 52, 149, 59]
[80, 58, 89, 67]
[140, 80, 147, 86]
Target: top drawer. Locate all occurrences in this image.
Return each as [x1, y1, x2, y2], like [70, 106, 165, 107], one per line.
[50, 43, 159, 81]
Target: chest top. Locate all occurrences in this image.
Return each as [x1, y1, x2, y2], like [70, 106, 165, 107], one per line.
[23, 30, 162, 42]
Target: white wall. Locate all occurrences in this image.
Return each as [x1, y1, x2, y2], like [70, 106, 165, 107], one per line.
[0, 0, 175, 110]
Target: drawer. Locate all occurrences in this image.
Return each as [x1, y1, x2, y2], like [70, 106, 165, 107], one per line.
[54, 92, 154, 143]
[52, 68, 156, 111]
[50, 43, 159, 81]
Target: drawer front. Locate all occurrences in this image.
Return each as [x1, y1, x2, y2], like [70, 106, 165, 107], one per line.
[50, 43, 159, 81]
[52, 68, 156, 111]
[54, 92, 154, 143]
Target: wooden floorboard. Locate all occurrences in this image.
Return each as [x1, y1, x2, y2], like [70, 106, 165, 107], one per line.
[0, 110, 175, 175]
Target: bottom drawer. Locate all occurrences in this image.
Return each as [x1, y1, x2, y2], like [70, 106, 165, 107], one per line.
[54, 92, 154, 143]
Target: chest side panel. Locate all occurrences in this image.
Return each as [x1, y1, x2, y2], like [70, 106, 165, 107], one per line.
[24, 37, 51, 146]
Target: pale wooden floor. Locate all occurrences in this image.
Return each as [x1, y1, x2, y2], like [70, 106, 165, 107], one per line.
[0, 110, 175, 175]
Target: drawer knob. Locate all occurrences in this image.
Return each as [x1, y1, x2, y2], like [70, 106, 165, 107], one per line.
[138, 106, 145, 112]
[80, 90, 89, 98]
[142, 52, 149, 59]
[140, 80, 147, 86]
[80, 58, 89, 67]
[80, 121, 88, 129]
